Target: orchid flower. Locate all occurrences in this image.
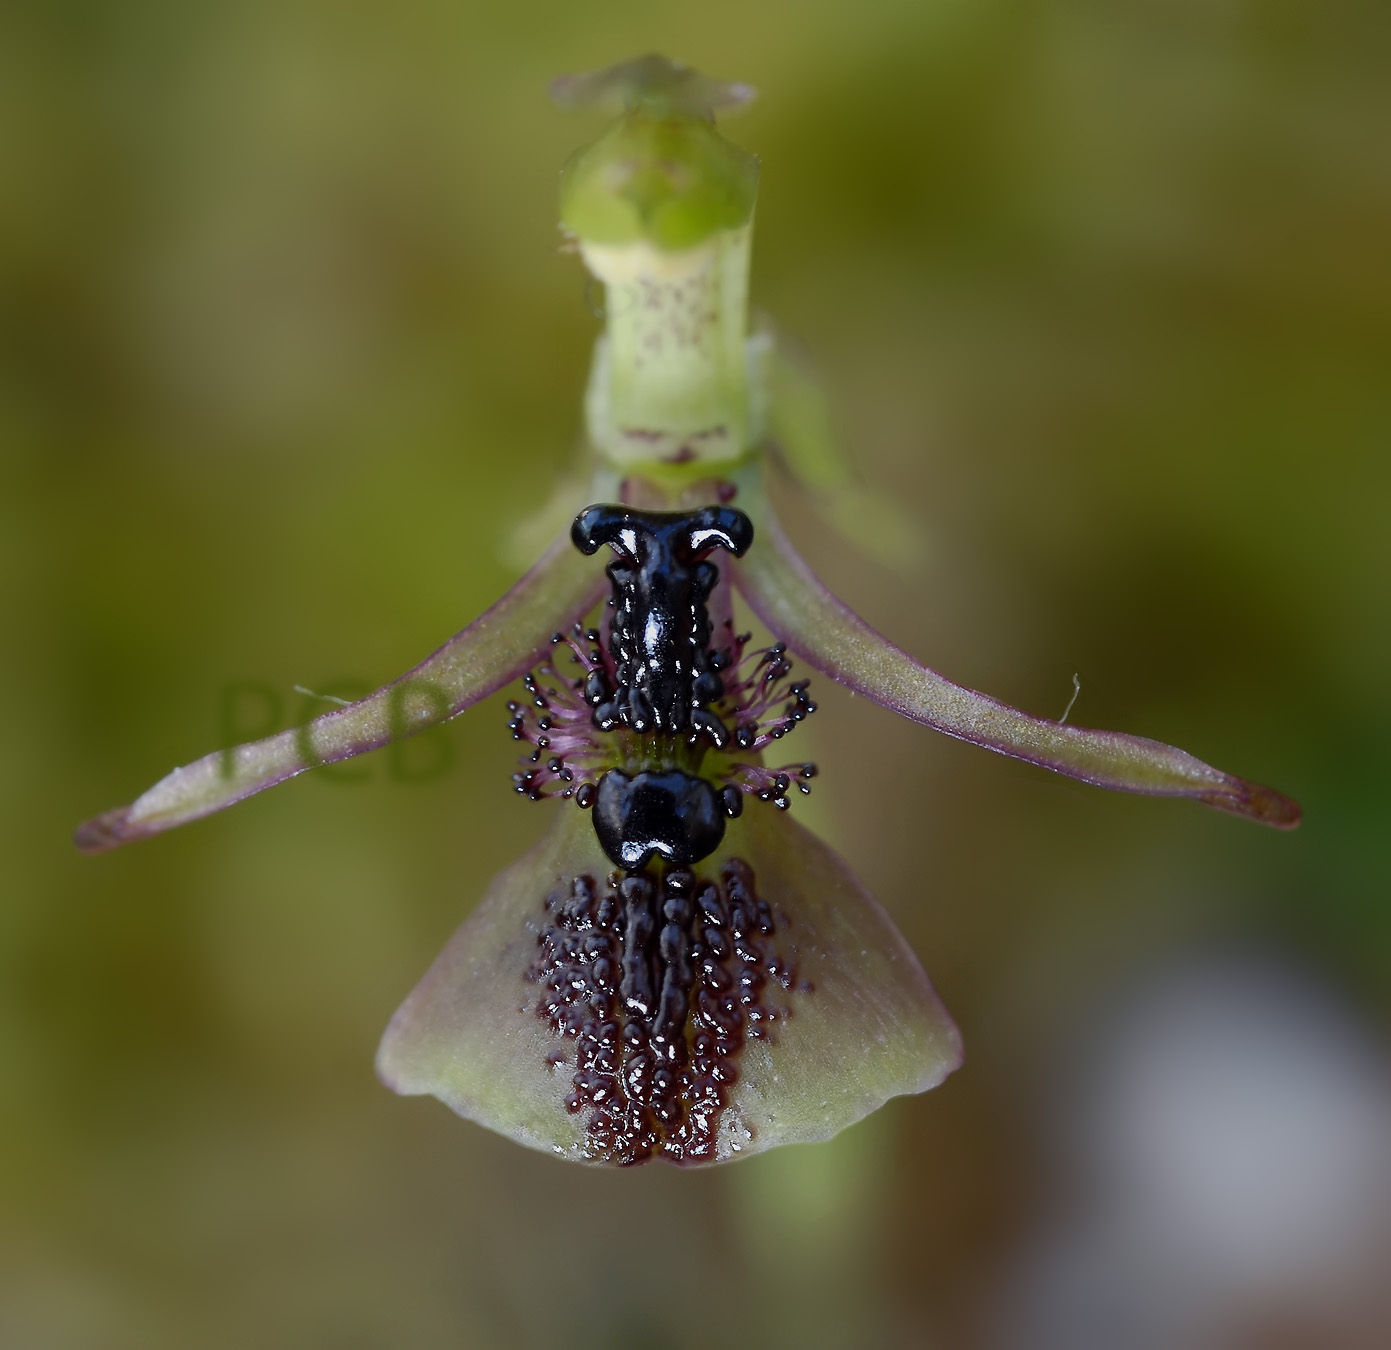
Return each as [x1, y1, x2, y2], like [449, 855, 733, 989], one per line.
[76, 57, 1299, 1167]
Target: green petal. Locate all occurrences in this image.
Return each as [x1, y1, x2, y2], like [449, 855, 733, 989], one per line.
[75, 534, 603, 852]
[375, 805, 599, 1159]
[376, 803, 960, 1166]
[733, 493, 1300, 830]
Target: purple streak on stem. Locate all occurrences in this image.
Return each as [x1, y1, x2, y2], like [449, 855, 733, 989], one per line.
[732, 509, 1300, 830]
[76, 535, 605, 853]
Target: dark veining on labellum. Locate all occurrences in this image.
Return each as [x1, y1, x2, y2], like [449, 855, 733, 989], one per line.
[527, 858, 794, 1165]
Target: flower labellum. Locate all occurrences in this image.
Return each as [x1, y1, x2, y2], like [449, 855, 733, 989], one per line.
[76, 55, 1299, 1167]
[377, 801, 959, 1165]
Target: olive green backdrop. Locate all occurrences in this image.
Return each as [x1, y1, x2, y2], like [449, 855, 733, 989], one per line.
[3, 1, 1388, 1347]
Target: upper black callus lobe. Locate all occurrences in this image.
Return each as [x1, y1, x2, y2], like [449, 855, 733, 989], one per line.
[572, 505, 753, 744]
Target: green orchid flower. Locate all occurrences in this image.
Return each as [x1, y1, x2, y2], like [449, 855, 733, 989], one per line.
[76, 57, 1298, 1167]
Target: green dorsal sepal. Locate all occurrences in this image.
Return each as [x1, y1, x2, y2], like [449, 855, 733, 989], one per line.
[557, 58, 762, 475]
[556, 56, 759, 255]
[559, 110, 759, 254]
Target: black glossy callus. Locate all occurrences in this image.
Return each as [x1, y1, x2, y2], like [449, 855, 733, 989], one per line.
[592, 769, 727, 871]
[571, 505, 753, 746]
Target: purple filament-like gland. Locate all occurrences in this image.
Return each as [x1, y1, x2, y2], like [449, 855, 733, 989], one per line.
[508, 622, 818, 813]
[508, 625, 614, 801]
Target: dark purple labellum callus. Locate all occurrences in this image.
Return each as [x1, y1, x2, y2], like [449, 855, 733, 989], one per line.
[528, 859, 788, 1165]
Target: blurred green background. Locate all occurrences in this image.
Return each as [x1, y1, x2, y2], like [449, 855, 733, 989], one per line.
[4, 1, 1389, 1347]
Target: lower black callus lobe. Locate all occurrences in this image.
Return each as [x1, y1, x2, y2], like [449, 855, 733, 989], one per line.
[592, 769, 726, 871]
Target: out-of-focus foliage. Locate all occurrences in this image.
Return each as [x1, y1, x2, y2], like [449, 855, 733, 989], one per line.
[3, 1, 1388, 1347]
